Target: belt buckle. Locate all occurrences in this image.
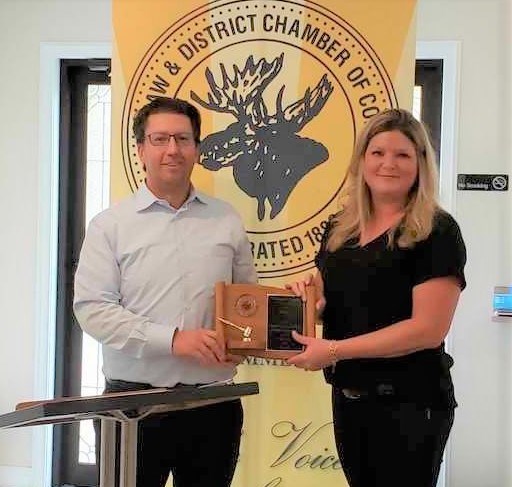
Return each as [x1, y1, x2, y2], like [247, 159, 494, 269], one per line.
[376, 383, 395, 396]
[341, 388, 362, 399]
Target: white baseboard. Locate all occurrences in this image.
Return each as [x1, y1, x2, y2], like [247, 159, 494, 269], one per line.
[0, 466, 32, 487]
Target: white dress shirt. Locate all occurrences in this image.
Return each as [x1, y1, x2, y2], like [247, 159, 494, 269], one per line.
[73, 184, 257, 387]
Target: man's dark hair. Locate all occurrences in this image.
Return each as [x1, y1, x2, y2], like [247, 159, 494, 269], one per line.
[132, 97, 201, 144]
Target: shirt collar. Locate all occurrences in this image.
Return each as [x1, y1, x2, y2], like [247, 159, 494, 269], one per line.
[134, 183, 207, 212]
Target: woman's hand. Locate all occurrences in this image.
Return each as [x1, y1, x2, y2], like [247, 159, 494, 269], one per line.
[285, 273, 326, 315]
[287, 331, 335, 371]
[285, 273, 313, 300]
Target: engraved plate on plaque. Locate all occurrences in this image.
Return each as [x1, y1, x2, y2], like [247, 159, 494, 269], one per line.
[267, 295, 304, 351]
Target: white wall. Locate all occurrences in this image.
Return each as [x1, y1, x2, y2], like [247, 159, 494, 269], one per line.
[0, 0, 509, 486]
[0, 1, 111, 485]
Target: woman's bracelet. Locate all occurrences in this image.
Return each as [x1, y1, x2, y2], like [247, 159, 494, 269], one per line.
[328, 340, 338, 371]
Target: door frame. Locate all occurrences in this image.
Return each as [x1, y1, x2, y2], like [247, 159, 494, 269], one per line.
[416, 40, 461, 215]
[416, 40, 461, 487]
[34, 42, 111, 487]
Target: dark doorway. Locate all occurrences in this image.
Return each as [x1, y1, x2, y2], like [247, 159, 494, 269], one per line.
[53, 58, 110, 487]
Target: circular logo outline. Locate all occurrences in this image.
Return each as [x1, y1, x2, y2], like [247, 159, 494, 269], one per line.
[121, 0, 398, 278]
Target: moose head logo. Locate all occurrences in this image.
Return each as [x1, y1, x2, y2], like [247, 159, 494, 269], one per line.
[191, 54, 333, 220]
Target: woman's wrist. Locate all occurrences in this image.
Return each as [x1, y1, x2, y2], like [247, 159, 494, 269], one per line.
[328, 340, 339, 368]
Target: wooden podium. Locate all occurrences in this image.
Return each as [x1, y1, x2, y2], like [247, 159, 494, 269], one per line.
[0, 382, 259, 487]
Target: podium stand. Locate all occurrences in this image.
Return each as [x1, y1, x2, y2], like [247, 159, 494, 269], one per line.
[0, 382, 259, 487]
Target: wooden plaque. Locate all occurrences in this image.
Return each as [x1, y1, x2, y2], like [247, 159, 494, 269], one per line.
[215, 282, 316, 359]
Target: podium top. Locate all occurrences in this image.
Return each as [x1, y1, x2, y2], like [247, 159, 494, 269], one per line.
[0, 382, 259, 429]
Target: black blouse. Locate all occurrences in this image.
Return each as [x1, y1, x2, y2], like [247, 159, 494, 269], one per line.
[316, 210, 467, 408]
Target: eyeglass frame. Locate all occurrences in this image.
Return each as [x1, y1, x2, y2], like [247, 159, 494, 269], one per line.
[144, 132, 198, 148]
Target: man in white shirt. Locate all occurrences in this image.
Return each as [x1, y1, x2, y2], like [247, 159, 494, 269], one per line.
[74, 97, 257, 487]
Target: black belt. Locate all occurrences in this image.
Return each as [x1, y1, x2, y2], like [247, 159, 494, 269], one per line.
[338, 383, 396, 399]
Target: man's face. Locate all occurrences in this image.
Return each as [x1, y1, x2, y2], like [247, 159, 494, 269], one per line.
[137, 112, 199, 192]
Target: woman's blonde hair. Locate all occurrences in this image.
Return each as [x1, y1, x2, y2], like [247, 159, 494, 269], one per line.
[328, 108, 439, 251]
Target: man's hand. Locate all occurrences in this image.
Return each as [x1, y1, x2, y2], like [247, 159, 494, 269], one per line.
[224, 353, 245, 366]
[171, 329, 226, 366]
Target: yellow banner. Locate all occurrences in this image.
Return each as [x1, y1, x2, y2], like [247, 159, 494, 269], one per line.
[112, 1, 417, 485]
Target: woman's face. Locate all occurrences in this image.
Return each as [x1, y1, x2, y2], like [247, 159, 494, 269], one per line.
[362, 129, 419, 204]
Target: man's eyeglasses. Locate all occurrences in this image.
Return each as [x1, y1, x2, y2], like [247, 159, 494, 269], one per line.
[145, 132, 196, 148]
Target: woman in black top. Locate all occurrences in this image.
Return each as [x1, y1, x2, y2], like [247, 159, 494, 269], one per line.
[287, 108, 466, 487]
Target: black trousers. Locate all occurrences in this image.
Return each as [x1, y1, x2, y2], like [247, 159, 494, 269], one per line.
[94, 379, 243, 487]
[332, 387, 454, 487]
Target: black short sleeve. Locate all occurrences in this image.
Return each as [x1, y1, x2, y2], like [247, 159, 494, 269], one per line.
[412, 211, 466, 290]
